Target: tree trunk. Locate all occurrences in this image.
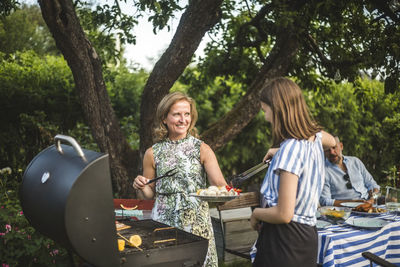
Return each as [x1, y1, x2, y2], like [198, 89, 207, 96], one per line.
[38, 0, 138, 197]
[139, 0, 224, 157]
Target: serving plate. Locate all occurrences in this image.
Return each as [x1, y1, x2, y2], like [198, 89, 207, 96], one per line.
[318, 206, 352, 220]
[189, 193, 239, 202]
[340, 202, 363, 208]
[345, 217, 389, 229]
[351, 210, 387, 217]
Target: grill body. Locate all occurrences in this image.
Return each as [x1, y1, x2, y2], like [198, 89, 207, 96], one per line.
[20, 135, 208, 267]
[21, 135, 119, 267]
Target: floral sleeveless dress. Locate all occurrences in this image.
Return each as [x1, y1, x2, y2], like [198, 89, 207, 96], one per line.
[151, 135, 218, 267]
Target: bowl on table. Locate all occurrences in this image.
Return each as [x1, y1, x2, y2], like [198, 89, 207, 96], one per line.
[318, 206, 352, 223]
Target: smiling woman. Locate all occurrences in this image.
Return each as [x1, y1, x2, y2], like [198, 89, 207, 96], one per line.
[132, 91, 228, 267]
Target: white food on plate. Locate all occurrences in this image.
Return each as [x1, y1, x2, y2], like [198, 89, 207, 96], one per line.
[196, 186, 239, 196]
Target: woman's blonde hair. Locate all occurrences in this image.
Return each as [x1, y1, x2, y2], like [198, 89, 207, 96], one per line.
[260, 77, 322, 147]
[153, 92, 199, 142]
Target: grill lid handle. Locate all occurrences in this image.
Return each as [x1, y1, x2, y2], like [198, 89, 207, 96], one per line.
[55, 134, 85, 159]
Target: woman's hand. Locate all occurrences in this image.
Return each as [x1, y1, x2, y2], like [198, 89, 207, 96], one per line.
[133, 175, 149, 190]
[263, 148, 279, 162]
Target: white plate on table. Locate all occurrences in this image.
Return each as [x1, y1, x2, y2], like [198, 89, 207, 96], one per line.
[351, 210, 388, 217]
[340, 202, 362, 208]
[189, 193, 239, 202]
[316, 220, 332, 229]
[345, 217, 389, 229]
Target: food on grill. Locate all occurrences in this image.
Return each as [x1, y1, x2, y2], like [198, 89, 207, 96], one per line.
[154, 238, 177, 246]
[196, 185, 242, 196]
[129, 235, 142, 247]
[116, 221, 131, 231]
[353, 202, 386, 213]
[120, 204, 138, 210]
[118, 239, 125, 251]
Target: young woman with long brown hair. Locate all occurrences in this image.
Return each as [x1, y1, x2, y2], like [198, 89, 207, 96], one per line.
[250, 77, 335, 266]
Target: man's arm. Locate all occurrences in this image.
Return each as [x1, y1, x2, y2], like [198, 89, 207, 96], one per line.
[356, 158, 380, 194]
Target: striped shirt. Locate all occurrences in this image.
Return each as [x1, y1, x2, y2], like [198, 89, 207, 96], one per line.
[260, 132, 325, 226]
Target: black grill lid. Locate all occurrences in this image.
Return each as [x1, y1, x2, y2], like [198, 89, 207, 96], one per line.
[21, 135, 119, 267]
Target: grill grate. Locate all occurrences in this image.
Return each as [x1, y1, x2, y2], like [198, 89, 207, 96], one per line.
[117, 219, 205, 254]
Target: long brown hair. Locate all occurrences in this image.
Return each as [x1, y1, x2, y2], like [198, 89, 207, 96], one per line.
[153, 92, 199, 142]
[260, 77, 322, 147]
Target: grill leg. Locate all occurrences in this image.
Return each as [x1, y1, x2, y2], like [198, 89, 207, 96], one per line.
[68, 250, 76, 267]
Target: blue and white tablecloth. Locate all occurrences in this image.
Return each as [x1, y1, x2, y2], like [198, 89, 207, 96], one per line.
[318, 213, 400, 266]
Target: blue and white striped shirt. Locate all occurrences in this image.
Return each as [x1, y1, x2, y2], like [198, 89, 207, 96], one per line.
[260, 132, 325, 226]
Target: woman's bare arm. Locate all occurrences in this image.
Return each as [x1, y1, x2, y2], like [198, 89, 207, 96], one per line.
[250, 171, 298, 228]
[200, 142, 227, 187]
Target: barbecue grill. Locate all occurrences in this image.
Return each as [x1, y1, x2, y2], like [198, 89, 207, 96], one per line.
[20, 135, 208, 267]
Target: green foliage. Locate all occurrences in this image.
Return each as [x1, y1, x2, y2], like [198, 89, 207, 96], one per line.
[216, 113, 272, 188]
[0, 48, 148, 169]
[382, 166, 400, 188]
[106, 66, 148, 121]
[0, 0, 18, 17]
[134, 0, 183, 32]
[77, 3, 134, 65]
[304, 78, 400, 184]
[0, 50, 82, 170]
[200, 0, 400, 93]
[0, 167, 69, 266]
[105, 65, 149, 150]
[74, 0, 184, 64]
[0, 4, 58, 56]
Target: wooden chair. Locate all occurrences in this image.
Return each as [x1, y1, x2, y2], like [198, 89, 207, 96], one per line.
[215, 191, 260, 260]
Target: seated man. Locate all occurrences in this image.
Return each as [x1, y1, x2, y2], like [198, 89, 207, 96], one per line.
[320, 136, 380, 207]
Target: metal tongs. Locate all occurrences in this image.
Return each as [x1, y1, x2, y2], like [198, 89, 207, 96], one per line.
[229, 159, 271, 188]
[146, 168, 178, 185]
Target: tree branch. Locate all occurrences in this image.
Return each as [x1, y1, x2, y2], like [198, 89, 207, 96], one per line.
[202, 30, 300, 150]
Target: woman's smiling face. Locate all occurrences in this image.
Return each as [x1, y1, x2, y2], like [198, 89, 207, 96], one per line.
[163, 100, 192, 140]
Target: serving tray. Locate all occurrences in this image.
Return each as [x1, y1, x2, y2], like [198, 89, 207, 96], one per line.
[189, 193, 239, 202]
